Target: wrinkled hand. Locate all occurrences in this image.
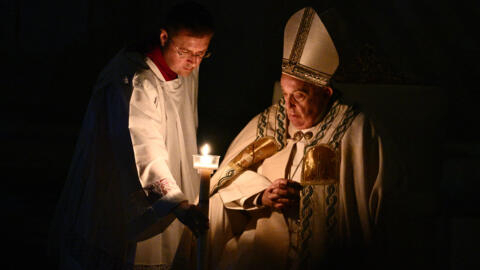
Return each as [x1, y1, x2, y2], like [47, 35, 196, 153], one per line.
[173, 201, 209, 237]
[261, 178, 302, 211]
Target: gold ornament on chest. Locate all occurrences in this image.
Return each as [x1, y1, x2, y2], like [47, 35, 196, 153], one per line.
[301, 143, 339, 186]
[293, 130, 313, 141]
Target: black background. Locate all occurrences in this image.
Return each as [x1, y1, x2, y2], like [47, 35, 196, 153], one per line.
[2, 0, 479, 269]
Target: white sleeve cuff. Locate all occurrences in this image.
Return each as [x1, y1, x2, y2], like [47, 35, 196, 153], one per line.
[219, 170, 271, 210]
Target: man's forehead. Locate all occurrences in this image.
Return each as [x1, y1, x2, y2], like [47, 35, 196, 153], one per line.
[171, 31, 211, 47]
[281, 74, 317, 91]
[171, 29, 212, 40]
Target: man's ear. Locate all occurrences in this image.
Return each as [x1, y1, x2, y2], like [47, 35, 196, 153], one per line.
[324, 86, 333, 98]
[160, 29, 168, 47]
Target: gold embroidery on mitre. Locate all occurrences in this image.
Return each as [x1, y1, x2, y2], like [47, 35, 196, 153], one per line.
[289, 7, 315, 64]
[283, 7, 332, 87]
[282, 59, 331, 86]
[301, 144, 338, 185]
[281, 7, 339, 87]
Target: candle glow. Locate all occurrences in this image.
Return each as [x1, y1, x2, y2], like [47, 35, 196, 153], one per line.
[201, 144, 210, 155]
[193, 143, 220, 170]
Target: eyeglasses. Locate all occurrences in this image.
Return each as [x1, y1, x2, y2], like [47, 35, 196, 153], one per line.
[170, 40, 212, 60]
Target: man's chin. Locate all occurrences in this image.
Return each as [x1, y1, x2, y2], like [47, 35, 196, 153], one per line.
[289, 118, 313, 130]
[288, 117, 302, 128]
[178, 69, 193, 77]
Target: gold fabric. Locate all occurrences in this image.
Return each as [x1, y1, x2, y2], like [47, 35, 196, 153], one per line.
[230, 136, 281, 171]
[302, 144, 338, 185]
[210, 136, 280, 196]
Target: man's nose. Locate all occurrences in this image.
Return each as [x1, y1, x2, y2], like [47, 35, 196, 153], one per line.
[187, 55, 201, 67]
[285, 96, 295, 109]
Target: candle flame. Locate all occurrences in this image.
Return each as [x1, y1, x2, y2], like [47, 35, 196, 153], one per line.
[201, 144, 210, 155]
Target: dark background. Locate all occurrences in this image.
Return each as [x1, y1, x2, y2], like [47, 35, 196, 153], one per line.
[2, 0, 479, 269]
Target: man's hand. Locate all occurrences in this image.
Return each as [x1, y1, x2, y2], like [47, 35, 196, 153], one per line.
[173, 201, 209, 237]
[260, 179, 302, 211]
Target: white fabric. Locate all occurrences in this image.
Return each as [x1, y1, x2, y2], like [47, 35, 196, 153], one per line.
[129, 56, 200, 266]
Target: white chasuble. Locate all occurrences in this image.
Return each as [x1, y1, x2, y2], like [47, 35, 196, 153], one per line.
[207, 101, 386, 270]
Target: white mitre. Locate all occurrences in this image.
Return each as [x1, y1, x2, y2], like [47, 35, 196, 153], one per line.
[281, 7, 339, 87]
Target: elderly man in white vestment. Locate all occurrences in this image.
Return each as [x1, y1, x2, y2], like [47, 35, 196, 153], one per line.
[48, 2, 215, 269]
[202, 7, 399, 270]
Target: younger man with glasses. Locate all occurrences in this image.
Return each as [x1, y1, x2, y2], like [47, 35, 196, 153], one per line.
[49, 2, 214, 269]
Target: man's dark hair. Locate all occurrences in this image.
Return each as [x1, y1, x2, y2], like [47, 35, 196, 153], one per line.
[128, 1, 215, 53]
[165, 1, 215, 37]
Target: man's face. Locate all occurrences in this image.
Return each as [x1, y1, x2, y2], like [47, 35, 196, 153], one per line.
[281, 74, 332, 130]
[160, 29, 213, 77]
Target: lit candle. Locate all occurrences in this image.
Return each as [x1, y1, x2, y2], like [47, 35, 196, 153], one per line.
[193, 144, 220, 170]
[192, 143, 220, 270]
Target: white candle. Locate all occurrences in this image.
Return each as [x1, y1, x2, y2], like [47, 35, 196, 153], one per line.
[193, 144, 220, 211]
[192, 143, 220, 270]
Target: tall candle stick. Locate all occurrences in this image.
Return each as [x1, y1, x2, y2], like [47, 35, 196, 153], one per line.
[193, 144, 220, 270]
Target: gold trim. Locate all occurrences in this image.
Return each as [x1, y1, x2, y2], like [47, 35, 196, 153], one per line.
[289, 7, 315, 63]
[282, 58, 331, 86]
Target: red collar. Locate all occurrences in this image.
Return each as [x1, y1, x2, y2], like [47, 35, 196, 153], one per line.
[146, 47, 178, 81]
